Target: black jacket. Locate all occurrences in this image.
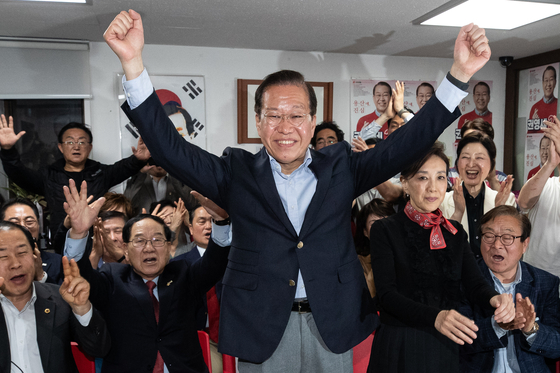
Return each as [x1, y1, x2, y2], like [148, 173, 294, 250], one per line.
[0, 147, 146, 236]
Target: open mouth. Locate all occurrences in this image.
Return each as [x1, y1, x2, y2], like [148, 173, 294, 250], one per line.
[143, 257, 157, 264]
[492, 255, 504, 262]
[10, 274, 26, 284]
[465, 170, 479, 179]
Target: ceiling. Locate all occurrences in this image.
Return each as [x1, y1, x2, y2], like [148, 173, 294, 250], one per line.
[0, 0, 559, 60]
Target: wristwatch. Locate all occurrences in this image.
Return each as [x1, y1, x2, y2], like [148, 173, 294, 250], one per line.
[397, 108, 407, 118]
[213, 217, 231, 226]
[523, 321, 539, 336]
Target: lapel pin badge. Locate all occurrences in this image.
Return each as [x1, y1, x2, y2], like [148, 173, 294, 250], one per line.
[167, 280, 173, 287]
[44, 308, 50, 314]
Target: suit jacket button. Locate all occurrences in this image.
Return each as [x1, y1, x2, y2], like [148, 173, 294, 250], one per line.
[289, 280, 296, 286]
[297, 241, 303, 249]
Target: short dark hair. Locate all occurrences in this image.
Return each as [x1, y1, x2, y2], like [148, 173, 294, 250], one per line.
[122, 214, 173, 243]
[254, 70, 317, 117]
[0, 198, 39, 221]
[149, 199, 176, 215]
[98, 210, 127, 224]
[101, 193, 133, 220]
[0, 221, 35, 249]
[58, 122, 93, 144]
[455, 132, 496, 173]
[460, 118, 494, 140]
[373, 81, 392, 97]
[480, 205, 531, 243]
[354, 199, 395, 256]
[473, 81, 491, 96]
[311, 121, 345, 147]
[543, 65, 557, 81]
[416, 82, 435, 96]
[188, 203, 203, 225]
[401, 141, 449, 181]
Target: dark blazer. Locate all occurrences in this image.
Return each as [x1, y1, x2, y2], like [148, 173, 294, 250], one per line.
[77, 237, 229, 373]
[123, 89, 461, 362]
[460, 260, 560, 373]
[0, 282, 111, 373]
[42, 250, 63, 284]
[173, 247, 223, 331]
[124, 172, 198, 215]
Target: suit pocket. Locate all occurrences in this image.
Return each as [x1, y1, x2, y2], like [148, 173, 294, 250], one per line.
[337, 259, 361, 283]
[228, 246, 259, 266]
[222, 267, 258, 290]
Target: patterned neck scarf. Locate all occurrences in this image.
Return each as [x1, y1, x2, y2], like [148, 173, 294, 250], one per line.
[404, 202, 458, 250]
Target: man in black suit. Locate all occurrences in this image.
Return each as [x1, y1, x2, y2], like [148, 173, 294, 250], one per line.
[1, 198, 63, 284]
[63, 179, 230, 373]
[105, 9, 491, 371]
[0, 221, 110, 373]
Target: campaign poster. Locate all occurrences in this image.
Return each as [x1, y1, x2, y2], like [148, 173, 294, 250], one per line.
[350, 79, 437, 140]
[524, 63, 559, 180]
[118, 74, 207, 159]
[454, 80, 493, 143]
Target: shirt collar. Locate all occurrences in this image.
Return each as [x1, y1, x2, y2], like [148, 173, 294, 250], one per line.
[143, 277, 159, 285]
[0, 283, 37, 313]
[267, 148, 313, 177]
[463, 181, 486, 202]
[474, 108, 489, 116]
[489, 262, 523, 289]
[375, 109, 382, 117]
[544, 96, 556, 104]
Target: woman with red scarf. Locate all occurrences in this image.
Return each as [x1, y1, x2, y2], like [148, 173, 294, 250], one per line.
[367, 142, 515, 373]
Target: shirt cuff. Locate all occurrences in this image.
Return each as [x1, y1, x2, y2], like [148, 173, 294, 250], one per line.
[435, 76, 469, 113]
[402, 113, 414, 124]
[73, 305, 93, 327]
[359, 121, 382, 140]
[38, 271, 48, 283]
[491, 316, 508, 338]
[122, 68, 154, 110]
[211, 223, 232, 247]
[64, 230, 90, 262]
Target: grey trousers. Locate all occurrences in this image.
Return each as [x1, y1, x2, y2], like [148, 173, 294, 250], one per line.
[238, 311, 353, 373]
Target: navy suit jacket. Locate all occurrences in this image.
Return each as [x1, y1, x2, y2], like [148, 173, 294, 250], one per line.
[77, 237, 229, 373]
[173, 247, 223, 331]
[42, 250, 63, 284]
[123, 89, 461, 362]
[0, 282, 111, 373]
[460, 260, 560, 372]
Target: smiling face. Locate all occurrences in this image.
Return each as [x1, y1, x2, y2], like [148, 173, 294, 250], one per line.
[256, 84, 316, 175]
[540, 137, 551, 165]
[457, 143, 491, 191]
[315, 128, 338, 150]
[0, 228, 35, 307]
[473, 84, 490, 113]
[481, 215, 528, 283]
[188, 207, 212, 249]
[373, 84, 391, 113]
[416, 85, 433, 110]
[401, 155, 448, 213]
[543, 68, 556, 101]
[124, 218, 170, 281]
[57, 128, 92, 169]
[3, 204, 39, 241]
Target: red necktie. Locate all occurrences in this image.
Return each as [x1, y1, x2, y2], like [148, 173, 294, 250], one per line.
[147, 280, 164, 373]
[206, 286, 220, 343]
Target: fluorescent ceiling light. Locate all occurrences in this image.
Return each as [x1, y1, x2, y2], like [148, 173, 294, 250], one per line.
[4, 0, 87, 3]
[415, 0, 560, 30]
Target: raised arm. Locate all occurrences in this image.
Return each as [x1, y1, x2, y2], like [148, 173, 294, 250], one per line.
[519, 126, 560, 209]
[449, 24, 491, 83]
[0, 114, 26, 150]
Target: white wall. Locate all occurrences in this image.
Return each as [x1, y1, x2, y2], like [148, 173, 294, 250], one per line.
[88, 42, 506, 169]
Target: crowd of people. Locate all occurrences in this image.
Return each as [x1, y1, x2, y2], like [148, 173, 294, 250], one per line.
[0, 8, 559, 373]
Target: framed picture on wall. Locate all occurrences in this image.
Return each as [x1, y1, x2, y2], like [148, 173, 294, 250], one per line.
[237, 79, 333, 144]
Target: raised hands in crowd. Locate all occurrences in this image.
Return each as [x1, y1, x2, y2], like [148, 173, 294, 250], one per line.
[0, 114, 25, 150]
[59, 256, 92, 316]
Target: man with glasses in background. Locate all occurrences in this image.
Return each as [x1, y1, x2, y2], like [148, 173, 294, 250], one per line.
[460, 205, 560, 373]
[0, 116, 150, 242]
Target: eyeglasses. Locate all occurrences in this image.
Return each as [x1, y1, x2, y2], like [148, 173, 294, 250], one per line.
[262, 112, 309, 128]
[8, 218, 38, 229]
[481, 233, 522, 246]
[129, 237, 167, 249]
[316, 139, 337, 146]
[62, 141, 90, 147]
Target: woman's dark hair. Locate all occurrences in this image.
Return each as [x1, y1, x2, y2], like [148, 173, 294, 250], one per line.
[354, 199, 395, 256]
[460, 118, 494, 139]
[480, 205, 531, 243]
[455, 132, 496, 173]
[401, 141, 449, 181]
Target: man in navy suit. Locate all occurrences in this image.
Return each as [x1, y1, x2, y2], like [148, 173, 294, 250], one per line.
[105, 9, 491, 372]
[1, 198, 63, 284]
[460, 206, 560, 372]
